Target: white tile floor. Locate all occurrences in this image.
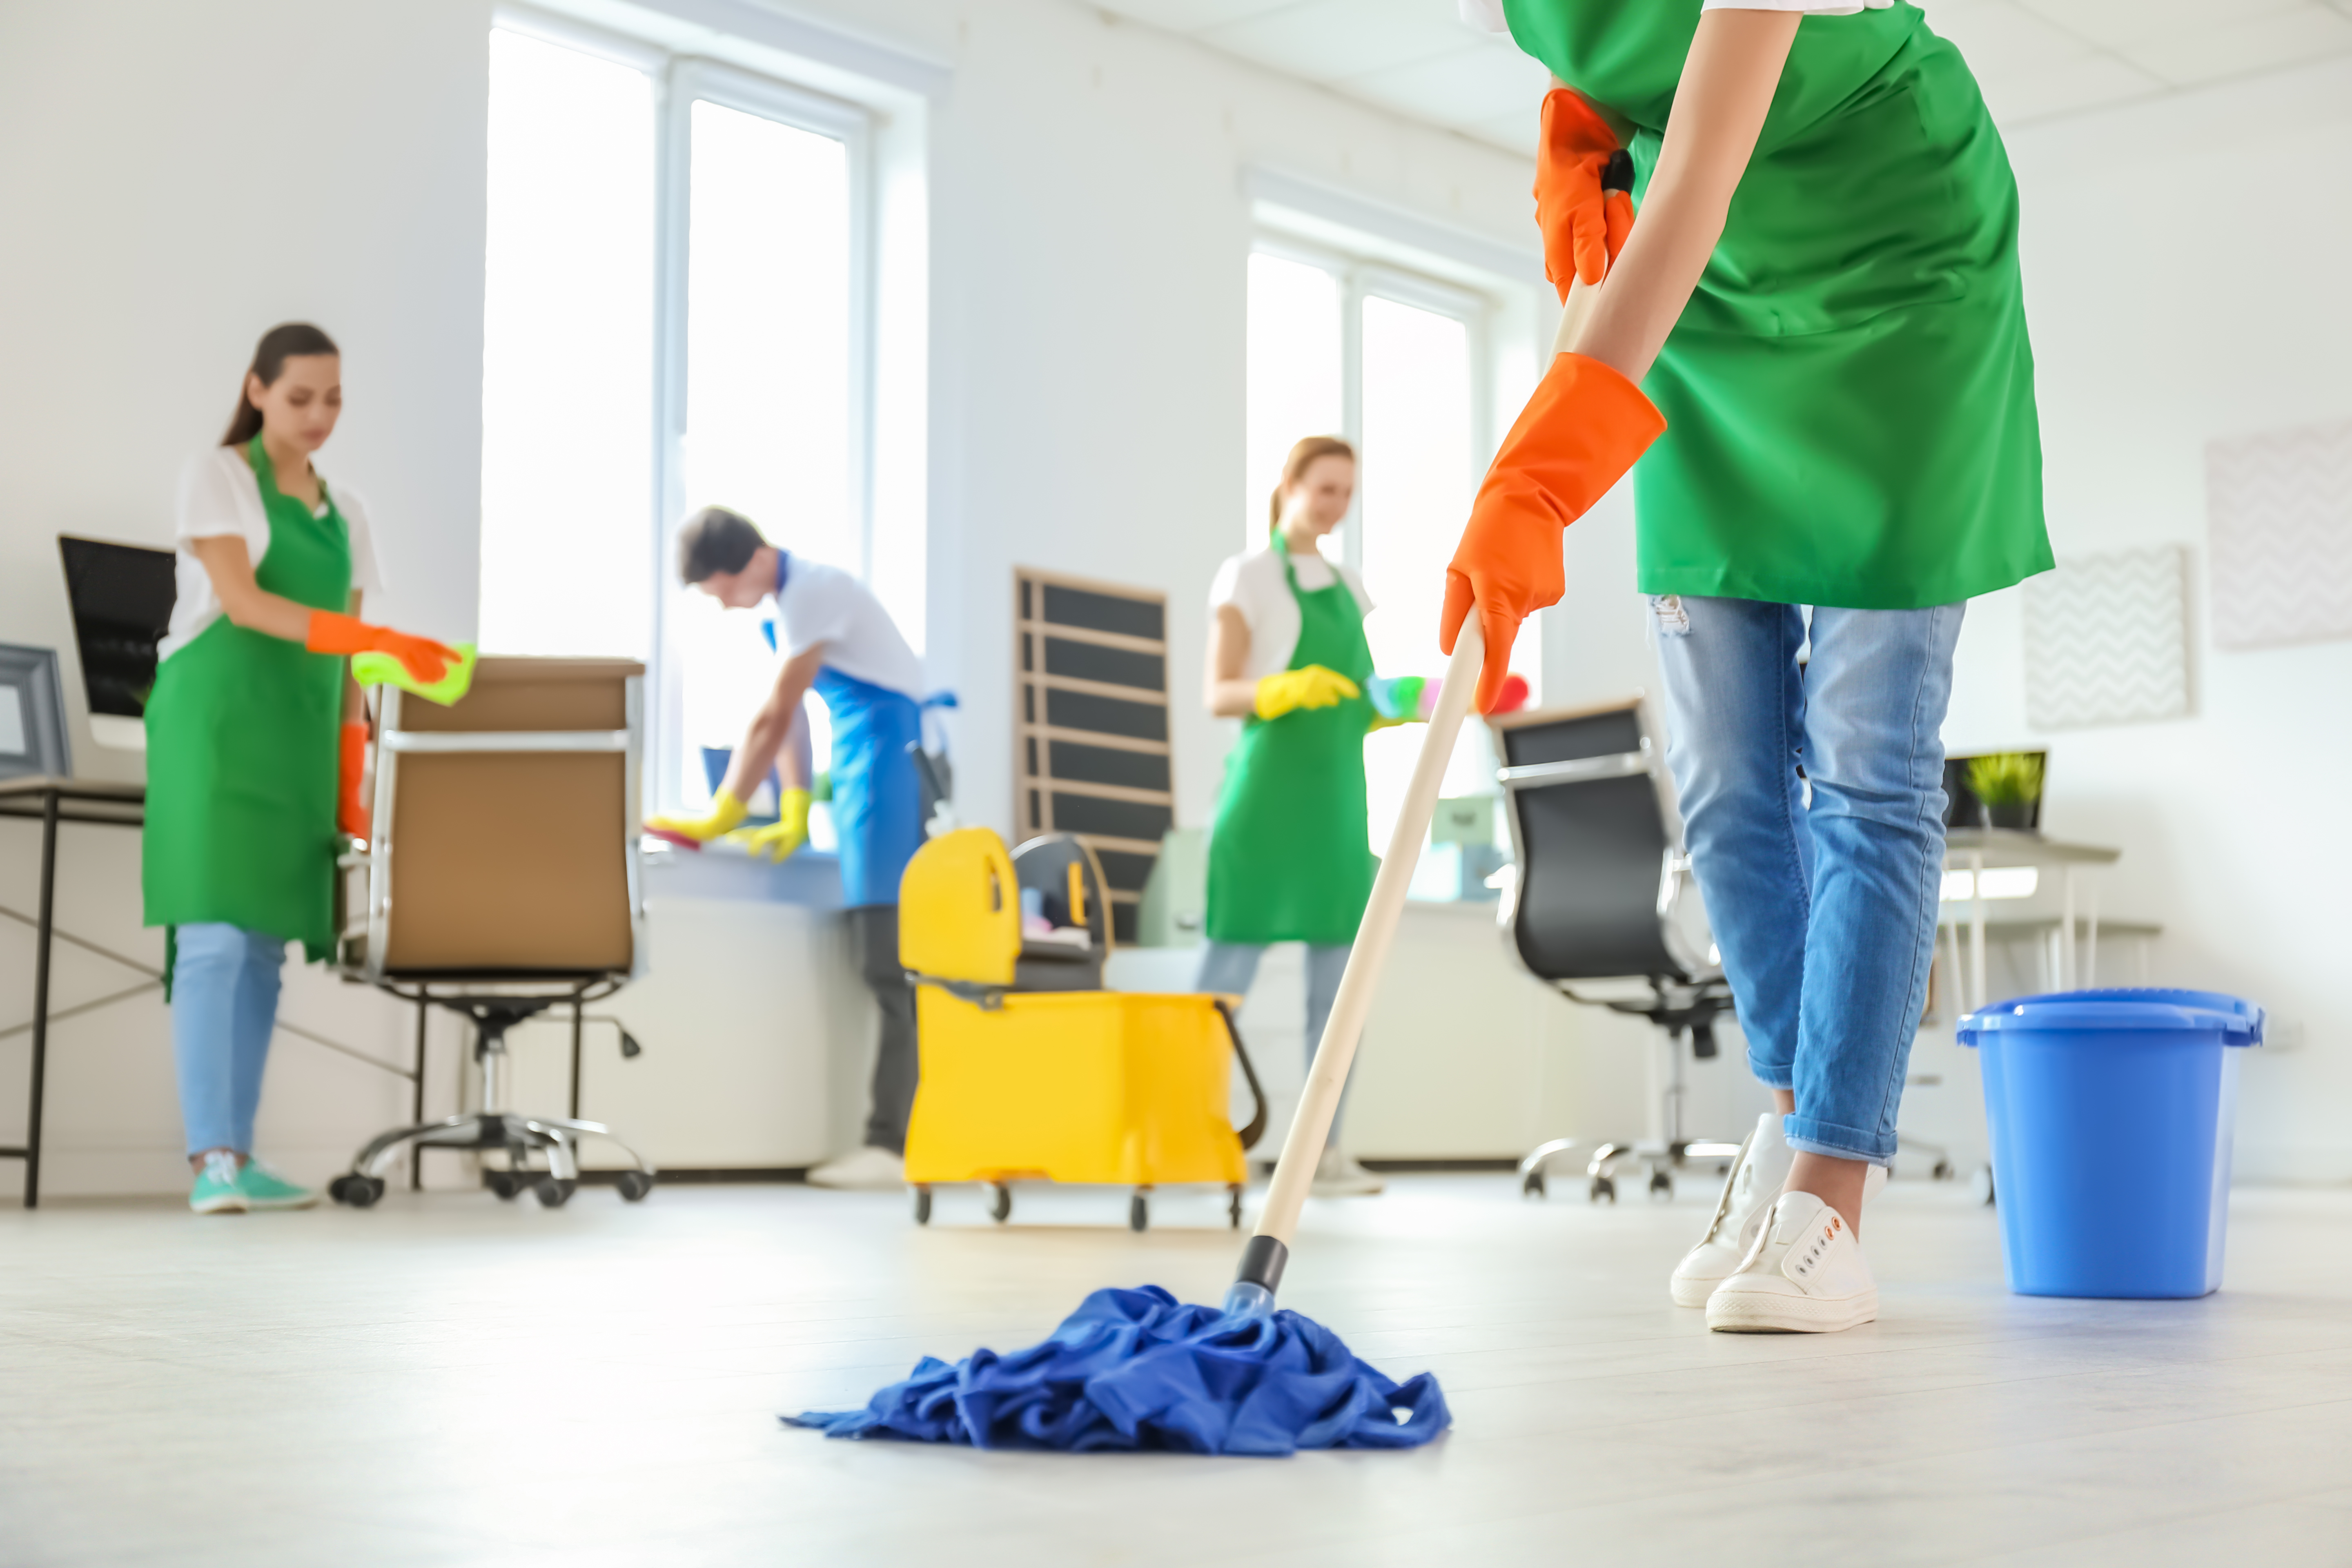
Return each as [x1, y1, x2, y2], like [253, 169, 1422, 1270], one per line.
[3, 1176, 2350, 1568]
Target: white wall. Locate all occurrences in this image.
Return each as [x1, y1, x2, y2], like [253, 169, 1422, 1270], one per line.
[1541, 56, 2352, 1185]
[1940, 57, 2352, 1183]
[0, 0, 1570, 1192]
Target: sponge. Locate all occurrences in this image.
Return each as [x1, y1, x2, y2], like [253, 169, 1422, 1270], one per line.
[351, 642, 478, 707]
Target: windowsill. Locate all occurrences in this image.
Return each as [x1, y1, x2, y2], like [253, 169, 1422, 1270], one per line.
[640, 838, 844, 909]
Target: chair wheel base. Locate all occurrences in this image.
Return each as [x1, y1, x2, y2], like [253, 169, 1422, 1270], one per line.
[328, 1174, 385, 1208]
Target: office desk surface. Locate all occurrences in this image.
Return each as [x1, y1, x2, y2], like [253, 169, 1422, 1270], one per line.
[0, 776, 146, 825]
[1944, 827, 2119, 866]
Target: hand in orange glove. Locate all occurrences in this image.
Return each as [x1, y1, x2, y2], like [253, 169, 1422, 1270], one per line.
[1536, 88, 1636, 301]
[1440, 354, 1666, 712]
[336, 719, 372, 842]
[306, 611, 458, 686]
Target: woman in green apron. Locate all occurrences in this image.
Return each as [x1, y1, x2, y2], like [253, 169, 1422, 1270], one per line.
[1200, 436, 1403, 1198]
[1443, 2, 2050, 1331]
[147, 323, 455, 1214]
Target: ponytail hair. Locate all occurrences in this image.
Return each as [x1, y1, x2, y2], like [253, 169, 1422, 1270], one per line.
[221, 322, 340, 446]
[1268, 434, 1356, 531]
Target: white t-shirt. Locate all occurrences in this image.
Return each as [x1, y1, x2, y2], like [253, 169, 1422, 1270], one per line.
[1208, 546, 1372, 683]
[1459, 0, 1885, 28]
[160, 447, 386, 662]
[773, 555, 924, 700]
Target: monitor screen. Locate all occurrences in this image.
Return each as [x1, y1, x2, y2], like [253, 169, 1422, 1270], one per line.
[58, 535, 176, 720]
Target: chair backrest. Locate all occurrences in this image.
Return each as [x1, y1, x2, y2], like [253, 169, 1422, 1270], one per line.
[1009, 833, 1111, 991]
[348, 657, 646, 981]
[1492, 697, 1710, 984]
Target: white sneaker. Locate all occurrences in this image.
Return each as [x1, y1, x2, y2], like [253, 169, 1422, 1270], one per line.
[805, 1146, 906, 1190]
[1705, 1190, 1878, 1334]
[1309, 1149, 1385, 1197]
[1670, 1113, 1794, 1306]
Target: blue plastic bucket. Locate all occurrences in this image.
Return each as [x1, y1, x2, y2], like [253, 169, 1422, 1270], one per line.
[1957, 989, 2263, 1299]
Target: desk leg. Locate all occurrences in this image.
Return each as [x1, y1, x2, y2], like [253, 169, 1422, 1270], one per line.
[2060, 866, 2078, 992]
[1969, 850, 1987, 1013]
[410, 988, 429, 1192]
[569, 999, 584, 1122]
[2085, 878, 2101, 989]
[24, 791, 60, 1209]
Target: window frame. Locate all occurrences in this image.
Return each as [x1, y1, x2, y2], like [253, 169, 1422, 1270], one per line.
[1245, 234, 1492, 577]
[488, 5, 879, 815]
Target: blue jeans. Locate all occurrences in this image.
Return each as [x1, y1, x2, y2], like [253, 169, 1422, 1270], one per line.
[172, 923, 286, 1156]
[1650, 596, 1963, 1166]
[1194, 941, 1354, 1140]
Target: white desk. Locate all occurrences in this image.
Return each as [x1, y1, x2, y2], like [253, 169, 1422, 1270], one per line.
[1940, 829, 2157, 1011]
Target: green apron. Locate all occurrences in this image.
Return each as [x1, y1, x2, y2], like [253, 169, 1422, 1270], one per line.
[144, 437, 352, 965]
[1502, 0, 2052, 608]
[1204, 547, 1378, 947]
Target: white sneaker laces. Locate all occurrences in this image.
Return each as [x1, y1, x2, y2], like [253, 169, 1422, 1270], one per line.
[201, 1150, 241, 1187]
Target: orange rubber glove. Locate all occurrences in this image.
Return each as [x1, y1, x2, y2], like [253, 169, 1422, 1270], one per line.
[1535, 88, 1636, 301]
[336, 720, 372, 843]
[1440, 354, 1667, 712]
[306, 611, 458, 686]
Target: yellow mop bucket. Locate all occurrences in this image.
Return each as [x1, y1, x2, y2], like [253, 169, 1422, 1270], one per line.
[899, 828, 1265, 1231]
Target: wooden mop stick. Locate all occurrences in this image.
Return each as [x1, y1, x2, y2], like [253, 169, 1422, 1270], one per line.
[1225, 277, 1600, 1316]
[1225, 618, 1487, 1313]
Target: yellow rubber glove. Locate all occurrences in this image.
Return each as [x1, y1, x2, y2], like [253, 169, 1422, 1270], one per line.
[1254, 664, 1361, 721]
[644, 786, 750, 844]
[726, 788, 812, 863]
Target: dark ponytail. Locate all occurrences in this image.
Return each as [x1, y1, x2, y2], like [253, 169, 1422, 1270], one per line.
[222, 322, 340, 446]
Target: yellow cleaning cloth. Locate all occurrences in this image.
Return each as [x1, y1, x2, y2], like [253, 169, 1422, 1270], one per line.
[351, 642, 478, 707]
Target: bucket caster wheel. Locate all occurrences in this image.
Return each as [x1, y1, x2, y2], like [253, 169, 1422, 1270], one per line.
[1932, 1158, 1955, 1181]
[1589, 1175, 1616, 1204]
[1227, 1185, 1243, 1229]
[1522, 1170, 1548, 1199]
[614, 1171, 654, 1202]
[533, 1177, 576, 1208]
[1129, 1192, 1149, 1232]
[328, 1174, 384, 1208]
[1648, 1170, 1674, 1201]
[913, 1185, 933, 1225]
[989, 1183, 1012, 1224]
[1972, 1167, 1996, 1206]
[487, 1171, 523, 1201]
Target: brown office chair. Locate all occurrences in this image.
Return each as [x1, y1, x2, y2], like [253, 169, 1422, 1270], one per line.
[327, 656, 656, 1209]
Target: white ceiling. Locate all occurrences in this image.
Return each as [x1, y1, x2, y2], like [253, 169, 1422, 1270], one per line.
[1095, 0, 2352, 153]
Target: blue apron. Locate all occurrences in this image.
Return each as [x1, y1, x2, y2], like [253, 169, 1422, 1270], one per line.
[774, 552, 925, 908]
[817, 666, 924, 908]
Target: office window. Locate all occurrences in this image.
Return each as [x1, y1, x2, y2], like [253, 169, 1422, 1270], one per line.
[479, 21, 871, 814]
[1243, 244, 1523, 857]
[479, 29, 655, 660]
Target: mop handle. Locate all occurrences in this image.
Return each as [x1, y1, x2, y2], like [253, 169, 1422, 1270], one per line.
[1231, 619, 1487, 1296]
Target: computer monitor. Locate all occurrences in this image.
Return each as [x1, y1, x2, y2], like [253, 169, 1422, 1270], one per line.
[57, 535, 176, 753]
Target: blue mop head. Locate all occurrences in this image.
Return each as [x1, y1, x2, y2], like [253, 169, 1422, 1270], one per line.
[784, 1285, 1448, 1455]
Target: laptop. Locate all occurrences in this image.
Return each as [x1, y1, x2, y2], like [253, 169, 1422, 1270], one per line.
[57, 535, 177, 753]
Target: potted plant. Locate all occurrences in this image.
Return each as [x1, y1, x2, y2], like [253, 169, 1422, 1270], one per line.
[1964, 751, 2044, 832]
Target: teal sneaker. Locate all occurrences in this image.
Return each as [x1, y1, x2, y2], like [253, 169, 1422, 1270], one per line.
[235, 1158, 320, 1211]
[189, 1151, 247, 1214]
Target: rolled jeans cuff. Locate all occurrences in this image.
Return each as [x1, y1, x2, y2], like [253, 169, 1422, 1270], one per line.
[1747, 1053, 1794, 1092]
[1783, 1116, 1894, 1167]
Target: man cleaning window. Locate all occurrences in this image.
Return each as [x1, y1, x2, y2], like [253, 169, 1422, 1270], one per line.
[649, 506, 928, 1190]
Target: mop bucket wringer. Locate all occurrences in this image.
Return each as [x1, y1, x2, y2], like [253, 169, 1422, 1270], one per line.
[898, 828, 1267, 1232]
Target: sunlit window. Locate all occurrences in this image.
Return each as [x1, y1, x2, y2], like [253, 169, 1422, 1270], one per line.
[1243, 247, 1524, 860]
[478, 24, 873, 817]
[1243, 253, 1342, 555]
[479, 29, 655, 659]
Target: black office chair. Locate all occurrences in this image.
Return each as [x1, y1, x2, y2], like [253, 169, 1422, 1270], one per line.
[1491, 697, 1743, 1202]
[1008, 833, 1112, 991]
